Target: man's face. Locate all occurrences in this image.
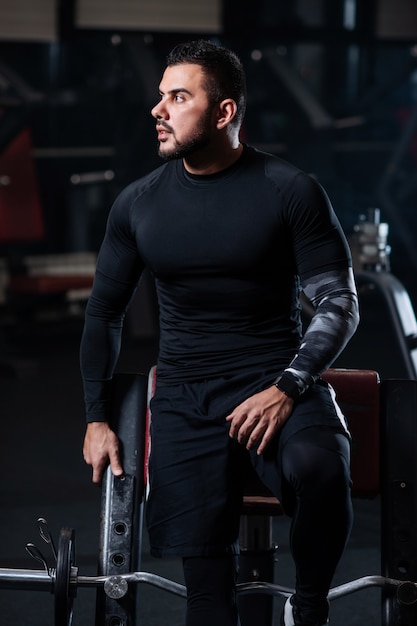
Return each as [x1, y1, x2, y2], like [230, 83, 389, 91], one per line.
[151, 63, 216, 161]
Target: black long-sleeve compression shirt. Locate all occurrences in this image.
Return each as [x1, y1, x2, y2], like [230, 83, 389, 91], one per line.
[80, 145, 359, 421]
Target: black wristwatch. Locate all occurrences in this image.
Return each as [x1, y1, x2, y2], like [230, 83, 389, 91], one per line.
[274, 374, 301, 401]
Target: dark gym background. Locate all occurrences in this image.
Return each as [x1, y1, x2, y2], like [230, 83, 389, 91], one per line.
[1, 1, 417, 624]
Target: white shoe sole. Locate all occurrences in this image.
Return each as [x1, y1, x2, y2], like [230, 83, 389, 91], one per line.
[281, 596, 295, 626]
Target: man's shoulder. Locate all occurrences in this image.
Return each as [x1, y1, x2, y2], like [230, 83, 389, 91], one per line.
[107, 162, 173, 225]
[122, 161, 171, 200]
[245, 144, 301, 174]
[244, 144, 307, 190]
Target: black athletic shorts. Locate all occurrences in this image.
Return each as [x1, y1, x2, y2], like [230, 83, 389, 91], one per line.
[146, 370, 349, 558]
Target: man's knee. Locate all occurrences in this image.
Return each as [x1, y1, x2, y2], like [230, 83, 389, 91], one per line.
[282, 436, 350, 499]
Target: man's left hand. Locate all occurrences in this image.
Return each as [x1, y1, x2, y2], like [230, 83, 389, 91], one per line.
[226, 386, 294, 455]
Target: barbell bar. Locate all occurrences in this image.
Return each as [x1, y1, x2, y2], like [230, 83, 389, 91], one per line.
[1, 518, 417, 626]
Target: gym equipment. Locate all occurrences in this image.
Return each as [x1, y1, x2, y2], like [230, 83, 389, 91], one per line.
[336, 208, 417, 380]
[1, 515, 416, 626]
[0, 516, 186, 626]
[1, 369, 417, 625]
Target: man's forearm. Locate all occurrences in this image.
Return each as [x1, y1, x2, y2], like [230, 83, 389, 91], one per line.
[80, 312, 125, 422]
[275, 267, 359, 399]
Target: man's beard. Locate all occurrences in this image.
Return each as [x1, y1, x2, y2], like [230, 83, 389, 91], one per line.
[157, 108, 213, 161]
[158, 133, 210, 161]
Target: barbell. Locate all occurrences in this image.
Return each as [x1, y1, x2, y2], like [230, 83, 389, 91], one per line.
[0, 518, 188, 626]
[1, 517, 417, 626]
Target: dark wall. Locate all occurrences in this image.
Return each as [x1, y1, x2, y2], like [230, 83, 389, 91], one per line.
[1, 1, 417, 304]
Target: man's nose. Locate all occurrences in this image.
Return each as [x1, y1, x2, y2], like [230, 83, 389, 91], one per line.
[151, 101, 166, 119]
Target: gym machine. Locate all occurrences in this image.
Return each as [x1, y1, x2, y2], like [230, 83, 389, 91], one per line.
[339, 208, 417, 380]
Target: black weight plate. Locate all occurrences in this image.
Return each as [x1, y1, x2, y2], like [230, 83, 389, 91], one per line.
[54, 527, 75, 626]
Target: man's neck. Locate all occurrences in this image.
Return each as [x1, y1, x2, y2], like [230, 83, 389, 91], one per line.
[183, 142, 243, 176]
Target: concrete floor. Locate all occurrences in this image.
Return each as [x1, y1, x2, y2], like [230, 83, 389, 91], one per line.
[0, 313, 401, 625]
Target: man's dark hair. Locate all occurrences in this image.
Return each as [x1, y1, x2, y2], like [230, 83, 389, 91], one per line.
[166, 39, 247, 130]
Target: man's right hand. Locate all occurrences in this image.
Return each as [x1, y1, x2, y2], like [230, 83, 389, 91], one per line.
[83, 422, 124, 485]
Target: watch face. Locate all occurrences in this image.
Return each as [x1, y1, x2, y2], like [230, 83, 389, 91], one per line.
[276, 376, 299, 400]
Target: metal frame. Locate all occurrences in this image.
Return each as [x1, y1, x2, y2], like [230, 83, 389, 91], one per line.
[381, 378, 417, 625]
[95, 372, 148, 626]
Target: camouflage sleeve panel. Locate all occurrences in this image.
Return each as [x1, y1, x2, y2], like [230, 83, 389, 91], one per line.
[275, 267, 359, 400]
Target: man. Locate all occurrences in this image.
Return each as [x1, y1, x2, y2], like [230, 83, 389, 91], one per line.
[82, 39, 359, 626]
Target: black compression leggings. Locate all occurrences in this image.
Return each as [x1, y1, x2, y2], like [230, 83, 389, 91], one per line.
[182, 428, 352, 626]
[281, 428, 353, 620]
[182, 555, 240, 626]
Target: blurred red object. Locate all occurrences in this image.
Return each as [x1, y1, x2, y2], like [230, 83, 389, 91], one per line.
[0, 127, 44, 242]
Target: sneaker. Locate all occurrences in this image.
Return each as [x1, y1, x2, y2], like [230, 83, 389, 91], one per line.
[280, 595, 329, 626]
[281, 595, 296, 626]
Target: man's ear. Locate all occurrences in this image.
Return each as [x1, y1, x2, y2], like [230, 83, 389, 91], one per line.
[216, 99, 238, 129]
